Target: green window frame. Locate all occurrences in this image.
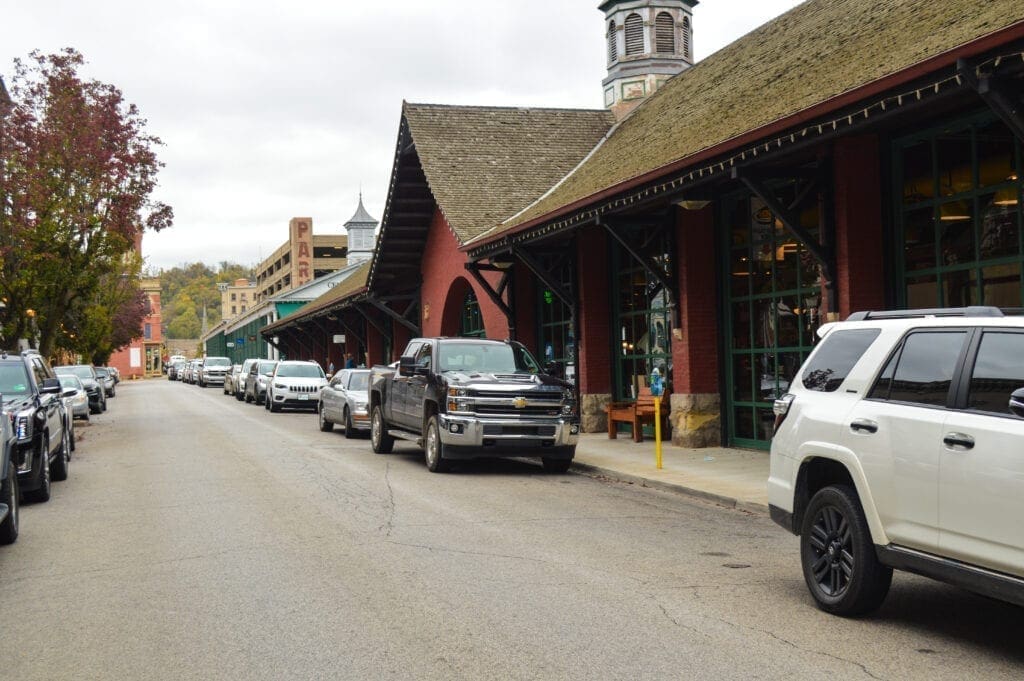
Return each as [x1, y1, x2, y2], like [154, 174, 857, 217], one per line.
[610, 236, 672, 403]
[722, 192, 823, 449]
[536, 255, 576, 383]
[893, 112, 1023, 308]
[460, 290, 485, 338]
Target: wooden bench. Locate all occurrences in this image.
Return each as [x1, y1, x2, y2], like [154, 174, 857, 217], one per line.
[605, 387, 670, 443]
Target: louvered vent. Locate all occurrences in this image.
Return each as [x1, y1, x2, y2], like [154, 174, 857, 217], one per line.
[655, 12, 675, 54]
[624, 13, 643, 56]
[607, 21, 617, 62]
[682, 16, 692, 59]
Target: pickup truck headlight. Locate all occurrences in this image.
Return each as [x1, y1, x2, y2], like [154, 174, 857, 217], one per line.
[561, 388, 577, 416]
[447, 398, 473, 413]
[447, 387, 469, 397]
[14, 410, 33, 441]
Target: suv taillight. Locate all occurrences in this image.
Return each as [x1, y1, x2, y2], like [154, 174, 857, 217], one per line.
[773, 394, 795, 433]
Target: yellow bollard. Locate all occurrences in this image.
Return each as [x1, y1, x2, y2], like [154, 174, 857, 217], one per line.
[654, 396, 663, 469]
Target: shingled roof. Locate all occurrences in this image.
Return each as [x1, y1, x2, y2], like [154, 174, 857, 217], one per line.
[468, 0, 1024, 246]
[261, 260, 371, 334]
[403, 103, 615, 243]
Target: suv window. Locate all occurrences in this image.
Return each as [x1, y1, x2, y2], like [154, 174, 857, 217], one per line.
[968, 331, 1024, 415]
[800, 329, 880, 392]
[869, 330, 967, 406]
[31, 358, 50, 386]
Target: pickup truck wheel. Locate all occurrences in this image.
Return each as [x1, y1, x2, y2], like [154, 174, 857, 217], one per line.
[800, 485, 892, 616]
[51, 427, 70, 482]
[0, 460, 19, 544]
[541, 456, 572, 474]
[318, 404, 333, 432]
[344, 409, 356, 439]
[370, 406, 394, 454]
[424, 416, 451, 473]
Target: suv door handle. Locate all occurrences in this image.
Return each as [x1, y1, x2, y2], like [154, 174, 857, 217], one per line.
[943, 432, 975, 450]
[849, 419, 878, 434]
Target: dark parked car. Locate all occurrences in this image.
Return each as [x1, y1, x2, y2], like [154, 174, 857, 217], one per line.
[55, 365, 107, 414]
[0, 350, 72, 502]
[0, 407, 19, 544]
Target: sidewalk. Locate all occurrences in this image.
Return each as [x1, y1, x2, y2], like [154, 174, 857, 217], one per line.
[570, 433, 769, 513]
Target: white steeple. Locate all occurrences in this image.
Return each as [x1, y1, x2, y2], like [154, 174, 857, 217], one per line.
[343, 193, 379, 265]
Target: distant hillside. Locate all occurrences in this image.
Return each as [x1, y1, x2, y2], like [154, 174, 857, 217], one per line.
[152, 262, 254, 339]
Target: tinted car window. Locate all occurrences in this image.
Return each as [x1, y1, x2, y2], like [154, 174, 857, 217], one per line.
[875, 331, 967, 406]
[968, 331, 1024, 415]
[801, 329, 880, 392]
[0, 364, 31, 396]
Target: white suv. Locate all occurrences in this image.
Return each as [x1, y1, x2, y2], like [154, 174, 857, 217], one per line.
[769, 306, 1024, 616]
[265, 361, 327, 413]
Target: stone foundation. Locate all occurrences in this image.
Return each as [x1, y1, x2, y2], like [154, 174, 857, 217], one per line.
[670, 393, 721, 448]
[580, 393, 612, 433]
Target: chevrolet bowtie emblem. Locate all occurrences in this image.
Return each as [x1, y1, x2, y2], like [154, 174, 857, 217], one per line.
[512, 397, 528, 409]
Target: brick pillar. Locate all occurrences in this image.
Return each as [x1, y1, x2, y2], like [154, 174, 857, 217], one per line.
[834, 136, 885, 318]
[364, 321, 382, 367]
[670, 205, 722, 447]
[576, 228, 612, 432]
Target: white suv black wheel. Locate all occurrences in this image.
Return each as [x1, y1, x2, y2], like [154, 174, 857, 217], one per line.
[800, 485, 892, 616]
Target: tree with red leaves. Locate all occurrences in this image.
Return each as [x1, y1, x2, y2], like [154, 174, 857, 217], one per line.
[0, 48, 172, 357]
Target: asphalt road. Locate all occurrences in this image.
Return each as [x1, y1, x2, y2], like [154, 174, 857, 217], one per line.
[0, 379, 1022, 680]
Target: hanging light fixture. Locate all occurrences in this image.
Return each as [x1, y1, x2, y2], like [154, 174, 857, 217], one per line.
[993, 187, 1019, 206]
[939, 201, 971, 221]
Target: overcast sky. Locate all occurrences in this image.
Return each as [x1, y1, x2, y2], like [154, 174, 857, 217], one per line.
[4, 0, 804, 273]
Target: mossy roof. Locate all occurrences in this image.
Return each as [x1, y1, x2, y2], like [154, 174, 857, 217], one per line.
[402, 103, 615, 242]
[469, 0, 1024, 245]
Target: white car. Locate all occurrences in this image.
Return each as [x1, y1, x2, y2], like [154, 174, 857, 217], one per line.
[769, 306, 1024, 615]
[318, 369, 370, 437]
[265, 361, 327, 413]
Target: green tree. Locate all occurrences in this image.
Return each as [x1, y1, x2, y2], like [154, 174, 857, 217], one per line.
[0, 49, 172, 356]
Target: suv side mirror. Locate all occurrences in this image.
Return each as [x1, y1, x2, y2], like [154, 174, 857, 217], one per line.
[1009, 387, 1024, 418]
[399, 356, 416, 377]
[40, 377, 62, 394]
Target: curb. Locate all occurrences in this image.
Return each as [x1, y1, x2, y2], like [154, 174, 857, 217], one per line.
[570, 460, 769, 515]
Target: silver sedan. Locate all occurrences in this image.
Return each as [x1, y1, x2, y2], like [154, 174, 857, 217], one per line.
[317, 369, 370, 437]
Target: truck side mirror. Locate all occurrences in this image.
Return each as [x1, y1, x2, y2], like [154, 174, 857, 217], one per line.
[399, 356, 416, 377]
[40, 377, 62, 394]
[1010, 387, 1024, 418]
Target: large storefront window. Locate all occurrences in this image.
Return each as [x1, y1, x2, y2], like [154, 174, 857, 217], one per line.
[536, 255, 576, 383]
[611, 235, 672, 402]
[460, 290, 485, 337]
[896, 115, 1022, 307]
[723, 193, 822, 449]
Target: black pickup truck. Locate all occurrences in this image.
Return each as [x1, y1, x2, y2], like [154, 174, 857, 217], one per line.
[369, 338, 579, 473]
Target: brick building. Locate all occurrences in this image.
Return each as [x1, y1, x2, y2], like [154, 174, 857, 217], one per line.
[264, 0, 1024, 451]
[108, 278, 163, 379]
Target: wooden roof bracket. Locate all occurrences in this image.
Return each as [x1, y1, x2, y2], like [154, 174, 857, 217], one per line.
[511, 246, 575, 312]
[733, 167, 837, 311]
[337, 314, 366, 347]
[598, 216, 675, 300]
[354, 302, 392, 337]
[957, 58, 1024, 144]
[364, 295, 421, 336]
[464, 261, 515, 340]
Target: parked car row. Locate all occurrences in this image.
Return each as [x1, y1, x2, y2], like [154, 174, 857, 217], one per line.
[0, 351, 114, 546]
[188, 357, 333, 415]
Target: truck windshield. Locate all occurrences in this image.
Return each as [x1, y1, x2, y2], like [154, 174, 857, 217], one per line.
[438, 343, 540, 374]
[204, 358, 231, 367]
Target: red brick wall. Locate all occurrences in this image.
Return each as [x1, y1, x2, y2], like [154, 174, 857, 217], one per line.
[834, 136, 885, 318]
[576, 227, 612, 395]
[421, 209, 509, 338]
[673, 206, 720, 394]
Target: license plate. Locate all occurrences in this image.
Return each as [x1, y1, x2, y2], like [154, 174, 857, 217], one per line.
[299, 394, 309, 400]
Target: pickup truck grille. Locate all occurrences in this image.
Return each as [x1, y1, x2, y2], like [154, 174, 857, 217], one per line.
[474, 404, 561, 417]
[482, 424, 557, 436]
